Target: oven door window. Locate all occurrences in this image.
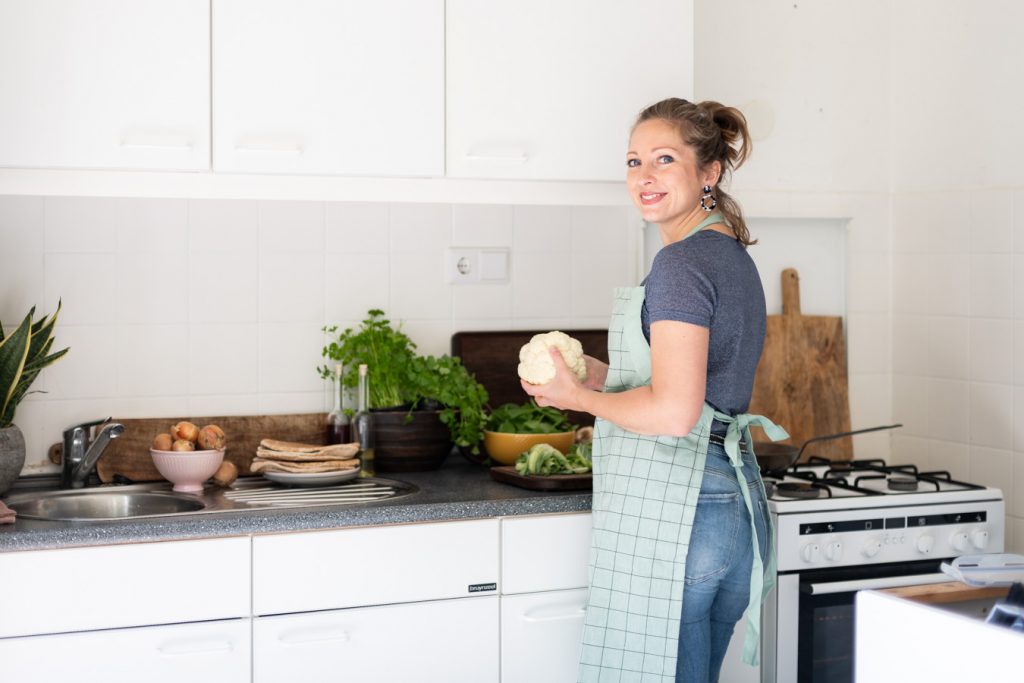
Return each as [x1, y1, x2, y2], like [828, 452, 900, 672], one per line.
[796, 559, 943, 683]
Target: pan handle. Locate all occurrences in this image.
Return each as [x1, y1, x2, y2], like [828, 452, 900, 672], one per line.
[796, 424, 903, 459]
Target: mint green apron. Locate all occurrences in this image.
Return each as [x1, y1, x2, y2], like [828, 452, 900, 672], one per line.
[578, 214, 789, 682]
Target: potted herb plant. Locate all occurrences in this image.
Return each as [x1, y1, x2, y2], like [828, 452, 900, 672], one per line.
[0, 303, 69, 494]
[319, 309, 489, 471]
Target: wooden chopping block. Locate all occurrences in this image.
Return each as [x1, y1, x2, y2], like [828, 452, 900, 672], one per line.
[748, 268, 853, 461]
[49, 413, 327, 483]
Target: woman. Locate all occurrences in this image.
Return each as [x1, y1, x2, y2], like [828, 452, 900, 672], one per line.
[522, 98, 787, 683]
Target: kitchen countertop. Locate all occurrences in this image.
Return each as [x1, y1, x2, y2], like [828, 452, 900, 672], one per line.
[0, 455, 592, 553]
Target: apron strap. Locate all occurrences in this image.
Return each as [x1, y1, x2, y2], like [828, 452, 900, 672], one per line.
[712, 409, 789, 664]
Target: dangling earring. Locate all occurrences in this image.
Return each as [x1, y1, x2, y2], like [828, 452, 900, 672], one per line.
[700, 185, 717, 212]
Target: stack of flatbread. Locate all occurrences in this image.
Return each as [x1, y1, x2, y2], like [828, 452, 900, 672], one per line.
[250, 439, 360, 474]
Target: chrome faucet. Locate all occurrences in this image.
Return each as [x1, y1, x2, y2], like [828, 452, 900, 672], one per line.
[60, 417, 125, 489]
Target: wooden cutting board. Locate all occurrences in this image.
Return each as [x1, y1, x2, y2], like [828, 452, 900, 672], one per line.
[489, 466, 592, 491]
[50, 413, 327, 483]
[748, 268, 853, 460]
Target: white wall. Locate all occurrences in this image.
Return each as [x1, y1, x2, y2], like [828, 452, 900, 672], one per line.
[0, 196, 636, 472]
[694, 0, 894, 457]
[888, 1, 1024, 553]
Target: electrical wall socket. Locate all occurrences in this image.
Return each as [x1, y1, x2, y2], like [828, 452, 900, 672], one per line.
[445, 247, 509, 284]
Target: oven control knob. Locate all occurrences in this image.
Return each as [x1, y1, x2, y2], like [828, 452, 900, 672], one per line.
[950, 531, 969, 553]
[801, 543, 820, 563]
[916, 534, 934, 554]
[971, 528, 989, 550]
[824, 541, 843, 562]
[861, 539, 882, 558]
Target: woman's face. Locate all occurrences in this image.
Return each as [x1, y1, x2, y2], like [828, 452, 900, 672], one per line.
[626, 118, 718, 227]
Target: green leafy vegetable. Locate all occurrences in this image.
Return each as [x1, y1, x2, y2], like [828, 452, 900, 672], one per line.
[487, 401, 573, 434]
[515, 442, 592, 476]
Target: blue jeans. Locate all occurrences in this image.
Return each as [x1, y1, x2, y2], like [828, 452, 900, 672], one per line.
[676, 441, 770, 683]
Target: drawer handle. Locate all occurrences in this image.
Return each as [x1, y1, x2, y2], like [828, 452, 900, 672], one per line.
[522, 604, 586, 623]
[278, 628, 352, 645]
[157, 639, 235, 656]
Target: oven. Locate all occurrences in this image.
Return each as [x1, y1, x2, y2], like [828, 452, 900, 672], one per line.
[721, 458, 1006, 683]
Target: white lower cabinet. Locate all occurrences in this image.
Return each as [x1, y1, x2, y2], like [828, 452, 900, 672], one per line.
[501, 588, 588, 683]
[0, 618, 251, 683]
[254, 595, 499, 683]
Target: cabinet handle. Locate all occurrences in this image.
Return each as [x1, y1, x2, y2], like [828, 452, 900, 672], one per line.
[463, 153, 528, 163]
[278, 628, 352, 645]
[157, 639, 235, 656]
[522, 604, 586, 623]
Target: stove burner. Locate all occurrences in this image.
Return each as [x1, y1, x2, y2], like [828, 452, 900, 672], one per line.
[776, 482, 821, 499]
[763, 480, 776, 499]
[887, 475, 919, 491]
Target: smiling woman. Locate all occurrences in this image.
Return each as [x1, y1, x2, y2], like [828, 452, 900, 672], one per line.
[520, 97, 787, 683]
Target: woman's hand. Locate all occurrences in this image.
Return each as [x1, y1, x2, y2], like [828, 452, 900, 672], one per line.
[582, 355, 609, 391]
[521, 347, 586, 411]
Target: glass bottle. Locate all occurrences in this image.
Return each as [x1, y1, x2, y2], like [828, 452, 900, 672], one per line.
[325, 363, 351, 445]
[353, 363, 375, 477]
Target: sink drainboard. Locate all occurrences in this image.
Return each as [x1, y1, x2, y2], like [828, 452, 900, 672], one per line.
[222, 479, 414, 508]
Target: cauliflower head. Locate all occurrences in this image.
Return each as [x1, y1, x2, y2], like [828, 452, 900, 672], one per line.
[517, 331, 588, 385]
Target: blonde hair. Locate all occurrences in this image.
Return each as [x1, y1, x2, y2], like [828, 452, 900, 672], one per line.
[634, 98, 756, 246]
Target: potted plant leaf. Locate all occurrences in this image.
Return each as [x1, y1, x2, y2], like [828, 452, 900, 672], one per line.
[0, 303, 69, 494]
[319, 309, 489, 471]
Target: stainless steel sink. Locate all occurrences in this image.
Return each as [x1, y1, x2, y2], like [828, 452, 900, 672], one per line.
[8, 490, 205, 521]
[4, 477, 418, 522]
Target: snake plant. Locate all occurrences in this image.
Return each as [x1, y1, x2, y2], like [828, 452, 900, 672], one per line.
[0, 302, 69, 429]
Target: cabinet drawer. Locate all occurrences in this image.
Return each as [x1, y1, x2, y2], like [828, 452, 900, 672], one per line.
[0, 536, 251, 638]
[253, 518, 499, 615]
[502, 513, 591, 594]
[254, 596, 499, 683]
[501, 589, 587, 683]
[0, 618, 250, 683]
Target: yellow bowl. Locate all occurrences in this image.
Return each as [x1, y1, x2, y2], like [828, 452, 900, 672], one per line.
[483, 430, 575, 466]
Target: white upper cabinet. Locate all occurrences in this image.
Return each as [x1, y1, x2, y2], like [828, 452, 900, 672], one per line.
[0, 0, 209, 171]
[446, 0, 694, 182]
[213, 0, 444, 177]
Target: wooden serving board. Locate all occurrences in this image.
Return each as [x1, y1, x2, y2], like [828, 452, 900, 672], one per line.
[489, 466, 592, 491]
[452, 329, 608, 427]
[50, 413, 327, 483]
[748, 268, 853, 461]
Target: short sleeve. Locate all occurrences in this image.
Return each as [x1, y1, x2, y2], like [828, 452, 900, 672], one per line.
[644, 241, 716, 328]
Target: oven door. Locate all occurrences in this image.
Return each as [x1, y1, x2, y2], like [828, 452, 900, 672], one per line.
[774, 559, 948, 683]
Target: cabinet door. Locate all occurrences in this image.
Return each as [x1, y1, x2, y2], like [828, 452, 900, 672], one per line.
[253, 518, 499, 615]
[254, 596, 499, 683]
[0, 618, 251, 683]
[447, 0, 693, 181]
[0, 536, 251, 638]
[0, 0, 209, 171]
[501, 589, 588, 683]
[214, 0, 444, 177]
[502, 512, 592, 595]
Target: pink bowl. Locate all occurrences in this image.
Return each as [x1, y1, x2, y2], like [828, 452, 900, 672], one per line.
[150, 448, 225, 492]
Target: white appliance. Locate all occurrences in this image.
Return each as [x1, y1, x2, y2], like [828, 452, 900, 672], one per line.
[720, 456, 1005, 683]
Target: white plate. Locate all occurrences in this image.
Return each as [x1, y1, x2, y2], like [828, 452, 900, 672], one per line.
[262, 468, 361, 487]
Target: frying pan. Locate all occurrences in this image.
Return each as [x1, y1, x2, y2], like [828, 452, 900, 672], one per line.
[753, 424, 903, 476]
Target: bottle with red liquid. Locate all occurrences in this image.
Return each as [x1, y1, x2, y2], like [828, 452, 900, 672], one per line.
[325, 363, 351, 444]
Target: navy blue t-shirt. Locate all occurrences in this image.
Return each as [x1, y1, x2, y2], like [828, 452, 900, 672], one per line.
[640, 230, 766, 416]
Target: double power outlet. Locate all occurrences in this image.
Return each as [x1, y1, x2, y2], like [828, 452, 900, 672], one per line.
[445, 247, 510, 285]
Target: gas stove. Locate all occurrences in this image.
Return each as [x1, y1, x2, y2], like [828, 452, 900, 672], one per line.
[763, 457, 999, 513]
[722, 455, 1006, 683]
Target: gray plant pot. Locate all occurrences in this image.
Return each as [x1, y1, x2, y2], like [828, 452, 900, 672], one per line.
[0, 425, 26, 496]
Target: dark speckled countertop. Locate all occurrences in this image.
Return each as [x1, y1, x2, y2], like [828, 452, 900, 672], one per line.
[0, 456, 592, 553]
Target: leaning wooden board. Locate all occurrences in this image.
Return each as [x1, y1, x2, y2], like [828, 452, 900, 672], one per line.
[747, 268, 853, 461]
[49, 414, 327, 483]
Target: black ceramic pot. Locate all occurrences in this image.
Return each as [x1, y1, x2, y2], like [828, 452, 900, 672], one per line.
[371, 408, 452, 472]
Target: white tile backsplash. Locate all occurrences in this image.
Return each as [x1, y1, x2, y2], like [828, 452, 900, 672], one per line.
[259, 252, 326, 324]
[188, 199, 258, 252]
[44, 253, 118, 325]
[926, 315, 969, 380]
[970, 190, 1013, 254]
[970, 253, 1013, 318]
[389, 203, 451, 251]
[44, 197, 118, 253]
[513, 205, 573, 252]
[969, 318, 1013, 384]
[0, 250, 44, 327]
[969, 381, 1014, 450]
[926, 378, 971, 442]
[259, 324, 324, 394]
[259, 201, 325, 252]
[189, 324, 260, 396]
[189, 252, 259, 324]
[117, 198, 188, 255]
[389, 250, 451, 319]
[117, 257, 189, 324]
[326, 202, 389, 253]
[452, 204, 513, 247]
[0, 195, 44, 251]
[512, 252, 573, 319]
[116, 324, 189, 397]
[325, 253, 390, 322]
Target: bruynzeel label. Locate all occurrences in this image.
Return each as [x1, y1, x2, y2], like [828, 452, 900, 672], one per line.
[468, 582, 497, 593]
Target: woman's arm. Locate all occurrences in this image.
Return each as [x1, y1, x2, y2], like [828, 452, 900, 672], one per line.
[522, 320, 708, 436]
